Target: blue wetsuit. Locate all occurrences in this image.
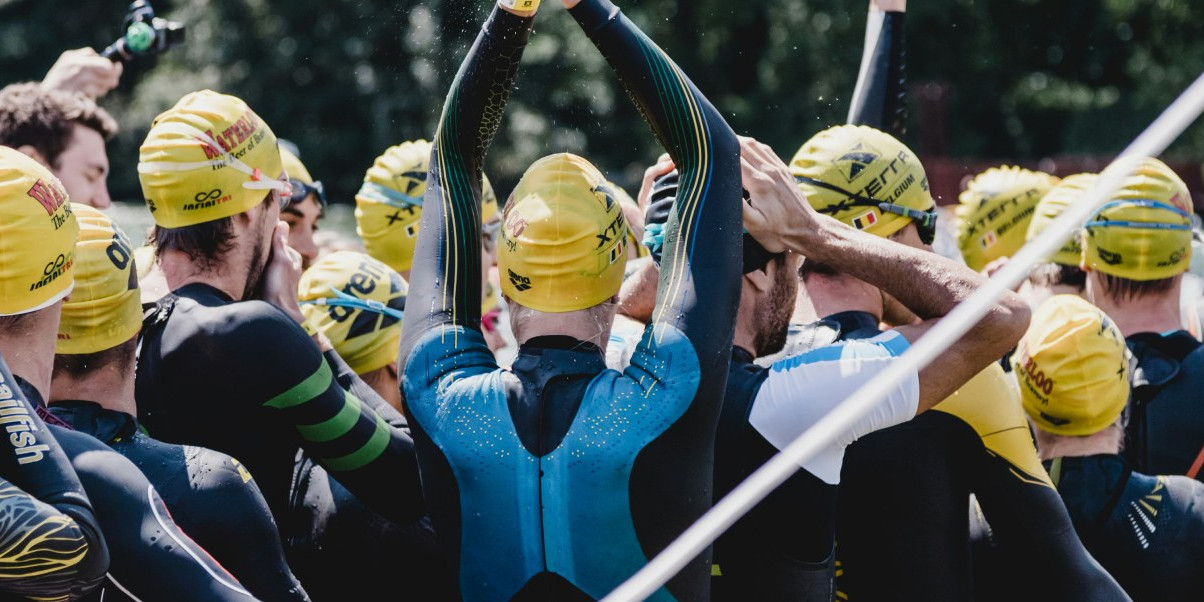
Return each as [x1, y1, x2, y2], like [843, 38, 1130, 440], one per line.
[1123, 331, 1204, 481]
[398, 1, 742, 599]
[1048, 454, 1204, 601]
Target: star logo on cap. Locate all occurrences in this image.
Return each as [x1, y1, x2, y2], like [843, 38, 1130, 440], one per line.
[834, 142, 881, 183]
[397, 170, 428, 196]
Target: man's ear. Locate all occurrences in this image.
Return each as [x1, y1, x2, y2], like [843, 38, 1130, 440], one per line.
[744, 265, 773, 293]
[16, 145, 49, 168]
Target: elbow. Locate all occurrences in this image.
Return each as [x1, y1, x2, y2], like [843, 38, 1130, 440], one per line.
[981, 290, 1031, 358]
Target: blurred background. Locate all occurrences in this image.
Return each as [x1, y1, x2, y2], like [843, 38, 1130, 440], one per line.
[1, 0, 1203, 241]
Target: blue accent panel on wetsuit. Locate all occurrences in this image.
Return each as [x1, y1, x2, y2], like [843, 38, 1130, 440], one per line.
[404, 323, 699, 600]
[544, 323, 699, 600]
[404, 326, 538, 600]
[770, 330, 909, 372]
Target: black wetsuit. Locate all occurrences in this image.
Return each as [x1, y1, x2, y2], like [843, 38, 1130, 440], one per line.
[0, 354, 107, 601]
[808, 9, 1125, 599]
[1123, 330, 1204, 481]
[282, 349, 454, 600]
[785, 312, 1126, 601]
[285, 456, 455, 601]
[1047, 455, 1204, 601]
[50, 401, 308, 601]
[398, 1, 741, 599]
[14, 378, 256, 601]
[135, 282, 425, 534]
[711, 348, 837, 601]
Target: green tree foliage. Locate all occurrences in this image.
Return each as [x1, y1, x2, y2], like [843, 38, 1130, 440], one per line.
[1, 0, 1200, 205]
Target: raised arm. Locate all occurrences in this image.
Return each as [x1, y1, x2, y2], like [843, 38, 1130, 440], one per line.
[569, 0, 743, 368]
[847, 0, 907, 134]
[399, 4, 535, 367]
[742, 140, 1030, 412]
[0, 353, 108, 599]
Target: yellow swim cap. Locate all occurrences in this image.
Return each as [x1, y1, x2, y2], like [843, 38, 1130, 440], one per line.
[57, 205, 141, 355]
[299, 251, 407, 375]
[790, 124, 935, 240]
[1111, 157, 1192, 213]
[138, 90, 285, 228]
[955, 166, 1059, 272]
[355, 139, 498, 273]
[280, 148, 314, 186]
[1013, 295, 1130, 436]
[1026, 173, 1097, 267]
[498, 153, 628, 313]
[1082, 199, 1193, 281]
[0, 146, 78, 316]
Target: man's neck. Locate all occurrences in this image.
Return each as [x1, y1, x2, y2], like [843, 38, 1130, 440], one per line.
[0, 318, 58, 402]
[794, 273, 884, 324]
[1089, 279, 1183, 337]
[1035, 427, 1122, 461]
[513, 308, 612, 352]
[50, 366, 137, 417]
[158, 248, 246, 301]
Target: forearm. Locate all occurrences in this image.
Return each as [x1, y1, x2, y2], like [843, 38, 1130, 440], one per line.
[847, 1, 907, 134]
[570, 0, 736, 175]
[323, 350, 407, 429]
[401, 6, 533, 362]
[794, 216, 983, 321]
[571, 0, 742, 364]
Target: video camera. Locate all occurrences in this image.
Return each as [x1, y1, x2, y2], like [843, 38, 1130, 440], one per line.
[100, 0, 185, 63]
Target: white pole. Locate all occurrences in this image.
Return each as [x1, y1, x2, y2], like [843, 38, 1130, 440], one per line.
[604, 68, 1204, 602]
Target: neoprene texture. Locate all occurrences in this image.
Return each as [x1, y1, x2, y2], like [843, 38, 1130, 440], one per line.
[397, 2, 742, 599]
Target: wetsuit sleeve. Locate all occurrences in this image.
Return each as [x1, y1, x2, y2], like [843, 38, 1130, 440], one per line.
[570, 0, 743, 375]
[970, 450, 1131, 600]
[51, 425, 257, 601]
[398, 6, 534, 371]
[846, 5, 906, 135]
[231, 305, 424, 523]
[0, 358, 107, 600]
[323, 349, 408, 429]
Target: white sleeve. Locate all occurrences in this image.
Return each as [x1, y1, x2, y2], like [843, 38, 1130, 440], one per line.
[749, 330, 919, 484]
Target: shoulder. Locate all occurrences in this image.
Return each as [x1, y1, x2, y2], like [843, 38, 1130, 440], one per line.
[766, 329, 910, 374]
[182, 445, 260, 491]
[403, 325, 498, 386]
[170, 298, 322, 375]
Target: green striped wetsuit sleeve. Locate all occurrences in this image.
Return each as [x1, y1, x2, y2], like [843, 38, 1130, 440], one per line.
[263, 353, 424, 522]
